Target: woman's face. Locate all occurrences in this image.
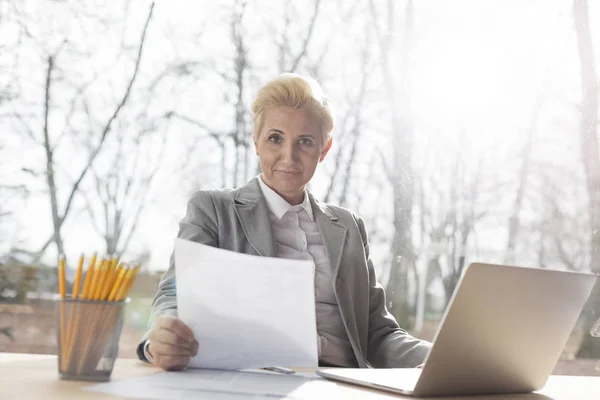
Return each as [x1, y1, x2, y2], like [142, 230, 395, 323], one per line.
[254, 106, 332, 205]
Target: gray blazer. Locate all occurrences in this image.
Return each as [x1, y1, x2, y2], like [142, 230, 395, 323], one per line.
[137, 177, 431, 367]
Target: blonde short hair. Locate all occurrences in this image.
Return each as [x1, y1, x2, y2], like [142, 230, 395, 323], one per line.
[251, 73, 335, 142]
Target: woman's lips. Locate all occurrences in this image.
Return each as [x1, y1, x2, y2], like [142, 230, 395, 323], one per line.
[277, 170, 301, 175]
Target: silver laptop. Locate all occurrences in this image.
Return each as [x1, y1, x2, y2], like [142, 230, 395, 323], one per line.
[317, 262, 597, 397]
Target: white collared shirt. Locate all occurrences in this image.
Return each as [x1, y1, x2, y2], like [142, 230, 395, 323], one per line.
[257, 175, 356, 367]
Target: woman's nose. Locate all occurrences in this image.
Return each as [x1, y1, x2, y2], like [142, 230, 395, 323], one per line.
[281, 142, 299, 162]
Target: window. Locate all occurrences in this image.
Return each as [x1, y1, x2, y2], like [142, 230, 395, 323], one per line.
[1, 0, 598, 374]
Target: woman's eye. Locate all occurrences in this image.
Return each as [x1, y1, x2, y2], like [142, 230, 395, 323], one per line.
[268, 134, 282, 144]
[299, 138, 314, 146]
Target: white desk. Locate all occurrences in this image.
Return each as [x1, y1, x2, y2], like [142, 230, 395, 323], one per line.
[1, 353, 599, 399]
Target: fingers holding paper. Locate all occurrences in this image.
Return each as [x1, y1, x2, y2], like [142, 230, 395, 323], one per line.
[148, 316, 198, 370]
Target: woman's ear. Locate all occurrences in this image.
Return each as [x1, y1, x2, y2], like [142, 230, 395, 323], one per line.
[319, 137, 333, 162]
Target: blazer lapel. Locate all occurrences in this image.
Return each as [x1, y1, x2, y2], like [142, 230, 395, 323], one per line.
[312, 194, 369, 366]
[233, 178, 276, 257]
[310, 194, 347, 281]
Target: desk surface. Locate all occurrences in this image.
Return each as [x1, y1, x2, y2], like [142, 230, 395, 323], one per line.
[1, 353, 599, 400]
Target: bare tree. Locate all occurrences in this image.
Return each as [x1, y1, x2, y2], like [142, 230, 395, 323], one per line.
[535, 169, 588, 271]
[323, 22, 374, 206]
[416, 147, 488, 305]
[32, 3, 155, 259]
[80, 113, 169, 256]
[167, 112, 232, 188]
[0, 1, 33, 254]
[230, 0, 250, 187]
[271, 0, 322, 74]
[504, 97, 544, 264]
[1, 2, 156, 261]
[573, 0, 600, 358]
[369, 0, 416, 328]
[41, 55, 64, 255]
[0, 181, 27, 254]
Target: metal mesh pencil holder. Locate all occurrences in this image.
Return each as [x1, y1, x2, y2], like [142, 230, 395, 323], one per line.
[56, 297, 129, 381]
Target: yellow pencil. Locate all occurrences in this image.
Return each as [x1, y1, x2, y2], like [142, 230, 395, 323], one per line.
[107, 267, 127, 302]
[65, 254, 84, 361]
[58, 255, 66, 298]
[92, 262, 108, 300]
[110, 255, 119, 271]
[73, 257, 104, 372]
[114, 267, 134, 302]
[103, 263, 123, 300]
[87, 258, 104, 300]
[80, 254, 97, 300]
[99, 259, 119, 300]
[76, 257, 107, 373]
[65, 253, 96, 370]
[58, 255, 67, 370]
[120, 265, 141, 301]
[72, 254, 84, 299]
[81, 262, 125, 374]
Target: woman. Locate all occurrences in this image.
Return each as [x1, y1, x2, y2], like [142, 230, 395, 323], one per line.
[137, 73, 431, 370]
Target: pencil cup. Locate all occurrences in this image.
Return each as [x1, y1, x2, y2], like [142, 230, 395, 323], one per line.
[55, 297, 129, 381]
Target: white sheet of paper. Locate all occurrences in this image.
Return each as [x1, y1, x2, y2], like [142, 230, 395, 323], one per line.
[84, 368, 337, 400]
[174, 238, 319, 370]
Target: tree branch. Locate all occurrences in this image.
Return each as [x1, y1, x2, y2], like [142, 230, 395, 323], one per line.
[42, 55, 64, 255]
[119, 128, 168, 254]
[35, 2, 155, 257]
[55, 3, 155, 240]
[289, 0, 321, 72]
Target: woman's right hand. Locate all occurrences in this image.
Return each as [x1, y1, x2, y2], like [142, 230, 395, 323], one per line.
[147, 316, 199, 370]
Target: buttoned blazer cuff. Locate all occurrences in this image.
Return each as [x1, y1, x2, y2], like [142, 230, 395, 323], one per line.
[143, 340, 154, 363]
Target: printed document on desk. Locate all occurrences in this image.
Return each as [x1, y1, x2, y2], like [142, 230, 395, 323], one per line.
[175, 238, 319, 370]
[84, 368, 336, 400]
